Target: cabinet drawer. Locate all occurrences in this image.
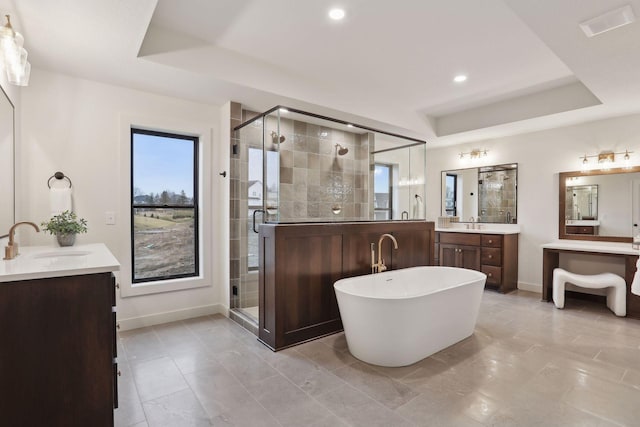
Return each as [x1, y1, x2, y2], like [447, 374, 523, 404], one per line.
[566, 225, 594, 235]
[439, 232, 481, 246]
[482, 265, 502, 286]
[481, 247, 502, 266]
[481, 234, 502, 248]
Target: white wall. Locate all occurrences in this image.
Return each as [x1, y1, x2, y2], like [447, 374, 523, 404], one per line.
[18, 69, 228, 329]
[427, 113, 640, 291]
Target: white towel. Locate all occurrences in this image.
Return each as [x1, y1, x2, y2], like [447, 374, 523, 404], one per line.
[632, 258, 640, 296]
[50, 187, 72, 216]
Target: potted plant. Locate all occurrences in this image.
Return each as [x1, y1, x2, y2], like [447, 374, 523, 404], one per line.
[41, 210, 88, 247]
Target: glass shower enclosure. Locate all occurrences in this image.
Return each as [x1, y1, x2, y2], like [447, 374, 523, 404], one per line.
[230, 106, 427, 324]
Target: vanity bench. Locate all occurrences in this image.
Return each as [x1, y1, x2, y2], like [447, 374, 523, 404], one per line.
[542, 241, 640, 319]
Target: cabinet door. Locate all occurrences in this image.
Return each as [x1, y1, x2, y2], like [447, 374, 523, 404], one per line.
[439, 244, 459, 267]
[459, 245, 481, 271]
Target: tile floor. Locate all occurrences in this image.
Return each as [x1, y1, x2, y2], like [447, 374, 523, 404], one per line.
[115, 290, 640, 426]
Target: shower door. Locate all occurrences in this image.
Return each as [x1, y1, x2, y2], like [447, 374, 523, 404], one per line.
[234, 110, 280, 323]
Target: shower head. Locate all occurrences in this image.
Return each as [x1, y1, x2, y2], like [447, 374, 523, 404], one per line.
[335, 143, 349, 156]
[270, 131, 285, 143]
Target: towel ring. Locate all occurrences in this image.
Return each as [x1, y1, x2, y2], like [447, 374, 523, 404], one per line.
[47, 171, 72, 189]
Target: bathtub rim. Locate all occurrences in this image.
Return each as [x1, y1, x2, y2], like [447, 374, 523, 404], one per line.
[333, 266, 487, 300]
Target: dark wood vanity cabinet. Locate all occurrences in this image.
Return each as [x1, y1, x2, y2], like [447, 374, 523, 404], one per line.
[259, 221, 435, 351]
[0, 272, 117, 426]
[566, 225, 597, 235]
[436, 231, 518, 293]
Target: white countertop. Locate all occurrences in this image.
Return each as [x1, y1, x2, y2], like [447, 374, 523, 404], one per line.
[542, 240, 640, 256]
[565, 220, 600, 226]
[0, 243, 120, 283]
[435, 225, 520, 235]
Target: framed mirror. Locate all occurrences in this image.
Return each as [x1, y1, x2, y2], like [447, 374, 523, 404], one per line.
[440, 163, 518, 224]
[0, 84, 14, 238]
[559, 166, 640, 242]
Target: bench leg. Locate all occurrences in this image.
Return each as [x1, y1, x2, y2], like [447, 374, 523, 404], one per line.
[607, 286, 626, 317]
[553, 279, 565, 309]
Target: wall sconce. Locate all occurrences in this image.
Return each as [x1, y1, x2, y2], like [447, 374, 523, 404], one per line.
[0, 15, 30, 86]
[579, 150, 632, 170]
[459, 149, 488, 160]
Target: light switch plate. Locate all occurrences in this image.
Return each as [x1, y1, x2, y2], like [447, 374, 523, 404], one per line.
[105, 211, 116, 225]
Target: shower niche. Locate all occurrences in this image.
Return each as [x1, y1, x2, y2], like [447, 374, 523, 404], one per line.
[229, 104, 427, 327]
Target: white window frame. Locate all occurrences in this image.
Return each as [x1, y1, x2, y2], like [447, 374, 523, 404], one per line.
[119, 114, 213, 297]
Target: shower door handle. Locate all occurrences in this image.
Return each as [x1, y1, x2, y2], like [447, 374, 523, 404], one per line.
[253, 209, 265, 233]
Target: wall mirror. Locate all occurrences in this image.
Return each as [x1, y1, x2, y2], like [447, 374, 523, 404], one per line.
[440, 163, 518, 224]
[0, 84, 14, 238]
[559, 166, 640, 242]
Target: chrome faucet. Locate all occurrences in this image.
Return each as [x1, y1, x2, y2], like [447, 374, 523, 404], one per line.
[401, 211, 409, 220]
[4, 221, 40, 260]
[506, 211, 512, 224]
[372, 233, 398, 273]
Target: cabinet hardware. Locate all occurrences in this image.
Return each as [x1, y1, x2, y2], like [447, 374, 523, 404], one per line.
[488, 255, 493, 259]
[488, 240, 493, 244]
[488, 273, 493, 277]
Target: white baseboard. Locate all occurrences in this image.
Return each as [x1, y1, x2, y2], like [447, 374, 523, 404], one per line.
[518, 281, 542, 293]
[118, 303, 229, 331]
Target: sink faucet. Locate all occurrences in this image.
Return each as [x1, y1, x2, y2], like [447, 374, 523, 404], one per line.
[4, 221, 40, 260]
[401, 211, 409, 220]
[372, 233, 398, 273]
[468, 216, 475, 229]
[506, 211, 512, 224]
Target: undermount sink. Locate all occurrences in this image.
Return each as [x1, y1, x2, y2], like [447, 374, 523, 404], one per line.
[32, 250, 91, 259]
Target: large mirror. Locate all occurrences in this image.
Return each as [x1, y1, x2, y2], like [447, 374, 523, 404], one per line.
[559, 167, 640, 242]
[0, 85, 14, 238]
[440, 163, 518, 223]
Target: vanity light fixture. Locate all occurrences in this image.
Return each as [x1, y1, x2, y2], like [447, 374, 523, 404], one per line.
[0, 15, 30, 86]
[579, 150, 633, 170]
[453, 74, 468, 83]
[459, 149, 488, 160]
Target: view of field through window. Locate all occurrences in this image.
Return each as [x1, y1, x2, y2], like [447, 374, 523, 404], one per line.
[131, 129, 198, 282]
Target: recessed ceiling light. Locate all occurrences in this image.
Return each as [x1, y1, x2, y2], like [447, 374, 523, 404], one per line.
[453, 74, 467, 83]
[279, 108, 288, 113]
[329, 8, 345, 20]
[346, 124, 354, 128]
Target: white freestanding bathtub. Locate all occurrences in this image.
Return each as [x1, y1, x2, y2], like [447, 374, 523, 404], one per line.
[334, 266, 486, 367]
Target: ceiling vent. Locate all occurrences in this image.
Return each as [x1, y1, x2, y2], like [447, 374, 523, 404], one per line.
[580, 5, 636, 37]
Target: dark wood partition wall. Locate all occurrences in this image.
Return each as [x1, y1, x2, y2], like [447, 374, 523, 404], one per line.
[259, 221, 435, 350]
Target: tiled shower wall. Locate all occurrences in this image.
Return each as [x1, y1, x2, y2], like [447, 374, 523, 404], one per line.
[228, 102, 243, 311]
[276, 117, 371, 221]
[478, 169, 517, 223]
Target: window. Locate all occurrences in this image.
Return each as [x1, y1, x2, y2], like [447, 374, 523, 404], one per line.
[247, 148, 279, 271]
[445, 173, 457, 216]
[247, 148, 263, 271]
[374, 163, 393, 220]
[131, 128, 199, 283]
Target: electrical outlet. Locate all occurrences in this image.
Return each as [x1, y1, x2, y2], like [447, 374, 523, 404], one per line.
[105, 211, 116, 225]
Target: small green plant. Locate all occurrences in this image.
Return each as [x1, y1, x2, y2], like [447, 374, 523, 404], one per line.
[41, 210, 88, 235]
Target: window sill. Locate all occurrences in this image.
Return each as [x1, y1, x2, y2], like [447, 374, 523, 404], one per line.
[121, 274, 210, 297]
